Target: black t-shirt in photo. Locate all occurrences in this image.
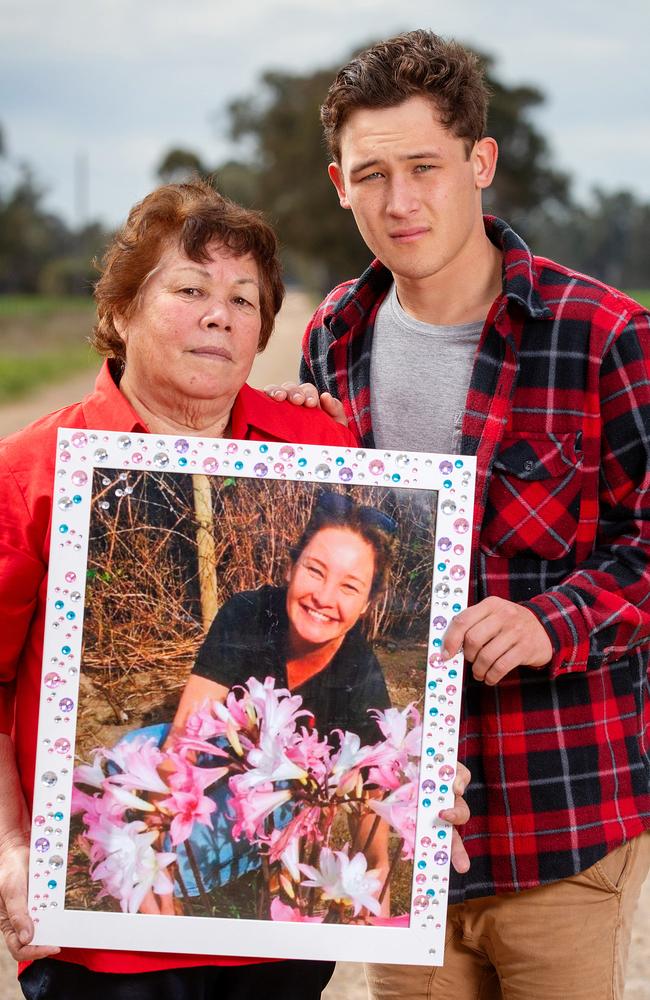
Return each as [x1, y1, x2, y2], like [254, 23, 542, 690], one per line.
[192, 585, 390, 746]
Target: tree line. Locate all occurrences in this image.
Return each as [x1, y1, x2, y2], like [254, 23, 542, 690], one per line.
[1, 44, 648, 296]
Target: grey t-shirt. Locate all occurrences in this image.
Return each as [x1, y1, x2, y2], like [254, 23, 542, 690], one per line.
[370, 283, 482, 454]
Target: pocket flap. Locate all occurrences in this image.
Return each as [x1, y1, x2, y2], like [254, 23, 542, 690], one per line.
[492, 434, 580, 481]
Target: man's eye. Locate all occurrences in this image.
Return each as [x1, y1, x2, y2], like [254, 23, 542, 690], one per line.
[359, 171, 383, 182]
[414, 164, 436, 173]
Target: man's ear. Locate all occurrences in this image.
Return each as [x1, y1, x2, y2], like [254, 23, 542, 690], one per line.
[328, 162, 351, 210]
[472, 137, 498, 191]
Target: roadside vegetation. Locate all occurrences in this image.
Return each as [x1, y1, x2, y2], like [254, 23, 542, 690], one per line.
[0, 295, 98, 403]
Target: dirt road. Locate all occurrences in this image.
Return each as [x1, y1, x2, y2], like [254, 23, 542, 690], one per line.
[0, 290, 648, 998]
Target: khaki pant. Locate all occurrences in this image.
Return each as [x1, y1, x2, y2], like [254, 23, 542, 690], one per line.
[365, 832, 650, 1000]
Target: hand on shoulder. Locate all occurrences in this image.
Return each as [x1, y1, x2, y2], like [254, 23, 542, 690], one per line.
[264, 382, 348, 428]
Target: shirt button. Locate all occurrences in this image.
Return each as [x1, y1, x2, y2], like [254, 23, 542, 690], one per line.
[523, 460, 535, 472]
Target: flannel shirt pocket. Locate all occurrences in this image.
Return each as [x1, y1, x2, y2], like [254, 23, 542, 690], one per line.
[481, 432, 583, 559]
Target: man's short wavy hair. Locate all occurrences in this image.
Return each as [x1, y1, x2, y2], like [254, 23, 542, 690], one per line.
[92, 179, 284, 362]
[321, 30, 489, 161]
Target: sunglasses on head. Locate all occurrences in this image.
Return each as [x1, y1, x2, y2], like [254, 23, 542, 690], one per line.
[315, 490, 398, 535]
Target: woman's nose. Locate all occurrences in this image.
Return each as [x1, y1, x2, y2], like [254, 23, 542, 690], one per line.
[200, 299, 231, 331]
[312, 579, 337, 607]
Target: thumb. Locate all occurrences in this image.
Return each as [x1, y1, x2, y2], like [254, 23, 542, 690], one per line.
[320, 393, 348, 428]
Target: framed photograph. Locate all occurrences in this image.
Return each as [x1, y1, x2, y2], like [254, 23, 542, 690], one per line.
[29, 430, 475, 966]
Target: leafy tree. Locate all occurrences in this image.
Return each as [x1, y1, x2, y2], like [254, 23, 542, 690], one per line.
[530, 189, 650, 288]
[0, 126, 108, 294]
[157, 147, 211, 184]
[0, 166, 68, 292]
[480, 56, 570, 234]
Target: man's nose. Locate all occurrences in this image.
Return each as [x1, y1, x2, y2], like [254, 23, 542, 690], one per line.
[386, 176, 419, 217]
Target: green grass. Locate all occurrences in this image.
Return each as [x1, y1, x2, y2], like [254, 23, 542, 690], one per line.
[625, 290, 650, 308]
[0, 294, 98, 402]
[0, 294, 95, 318]
[0, 346, 99, 403]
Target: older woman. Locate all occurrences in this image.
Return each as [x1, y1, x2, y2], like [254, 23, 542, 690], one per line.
[0, 180, 470, 1000]
[0, 180, 355, 1000]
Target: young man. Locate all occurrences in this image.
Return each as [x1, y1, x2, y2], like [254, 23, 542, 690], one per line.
[272, 29, 650, 1000]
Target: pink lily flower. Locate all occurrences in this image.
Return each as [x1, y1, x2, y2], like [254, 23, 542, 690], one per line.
[241, 730, 308, 790]
[270, 897, 324, 923]
[370, 704, 422, 757]
[299, 847, 382, 916]
[160, 788, 217, 845]
[368, 772, 418, 859]
[267, 806, 324, 863]
[104, 735, 169, 795]
[90, 818, 176, 912]
[228, 780, 292, 840]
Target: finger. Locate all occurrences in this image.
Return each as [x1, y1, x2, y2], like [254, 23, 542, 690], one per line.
[440, 791, 470, 827]
[2, 871, 33, 949]
[471, 633, 517, 682]
[1, 916, 59, 961]
[279, 382, 321, 407]
[298, 383, 320, 406]
[448, 829, 471, 875]
[482, 645, 526, 686]
[263, 383, 288, 400]
[5, 937, 61, 962]
[320, 393, 348, 427]
[454, 762, 471, 796]
[461, 616, 503, 664]
[442, 604, 491, 659]
[442, 597, 504, 656]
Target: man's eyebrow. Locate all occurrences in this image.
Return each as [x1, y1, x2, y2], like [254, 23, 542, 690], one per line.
[350, 151, 443, 174]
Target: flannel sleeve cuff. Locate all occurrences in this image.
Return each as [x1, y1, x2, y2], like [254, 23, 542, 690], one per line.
[523, 593, 592, 678]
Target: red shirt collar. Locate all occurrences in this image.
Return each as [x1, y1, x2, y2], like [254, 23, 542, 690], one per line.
[82, 360, 149, 433]
[83, 362, 291, 444]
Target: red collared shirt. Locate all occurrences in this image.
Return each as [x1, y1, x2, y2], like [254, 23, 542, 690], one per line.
[0, 360, 354, 974]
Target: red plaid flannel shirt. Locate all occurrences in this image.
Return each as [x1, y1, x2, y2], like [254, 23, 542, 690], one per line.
[301, 216, 650, 900]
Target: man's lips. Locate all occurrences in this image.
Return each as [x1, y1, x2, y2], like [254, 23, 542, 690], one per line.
[189, 346, 233, 361]
[389, 227, 429, 243]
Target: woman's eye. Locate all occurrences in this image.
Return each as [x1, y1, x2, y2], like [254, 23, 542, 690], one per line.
[233, 296, 254, 308]
[179, 287, 201, 297]
[305, 564, 323, 579]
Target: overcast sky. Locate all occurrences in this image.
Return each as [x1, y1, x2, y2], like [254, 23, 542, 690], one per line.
[2, 0, 648, 228]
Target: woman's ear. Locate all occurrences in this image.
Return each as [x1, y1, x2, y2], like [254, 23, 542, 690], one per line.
[114, 313, 128, 345]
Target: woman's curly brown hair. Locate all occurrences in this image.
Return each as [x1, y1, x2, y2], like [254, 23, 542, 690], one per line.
[92, 179, 284, 362]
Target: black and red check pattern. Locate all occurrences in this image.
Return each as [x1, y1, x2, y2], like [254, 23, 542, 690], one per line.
[301, 217, 650, 900]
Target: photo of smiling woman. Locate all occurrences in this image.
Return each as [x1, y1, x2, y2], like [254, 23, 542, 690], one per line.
[69, 476, 438, 927]
[177, 491, 395, 755]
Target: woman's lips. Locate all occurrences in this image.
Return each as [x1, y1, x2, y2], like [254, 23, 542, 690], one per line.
[189, 346, 233, 360]
[300, 603, 338, 624]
